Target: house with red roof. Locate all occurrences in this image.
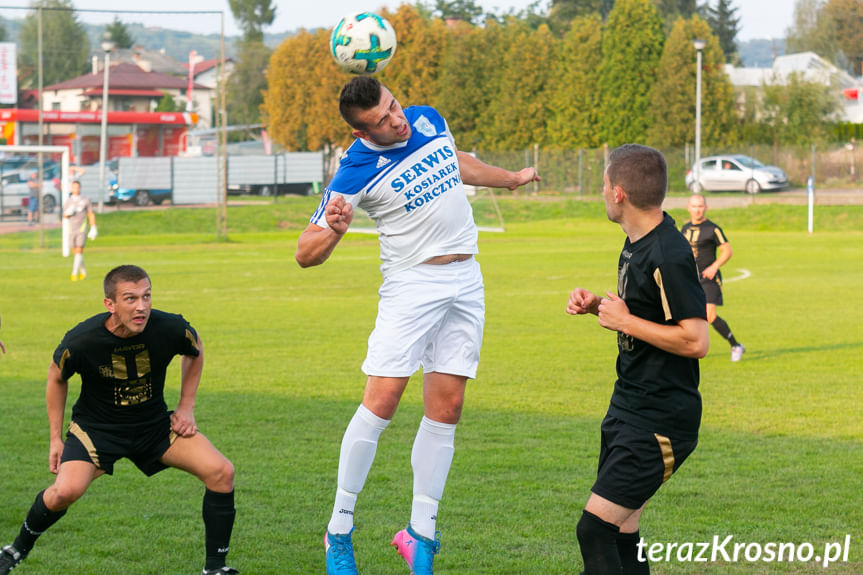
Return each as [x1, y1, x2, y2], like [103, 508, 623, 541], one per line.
[43, 62, 212, 126]
[0, 62, 216, 163]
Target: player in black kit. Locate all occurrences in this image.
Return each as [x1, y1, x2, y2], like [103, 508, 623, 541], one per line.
[0, 265, 238, 575]
[681, 193, 745, 362]
[567, 145, 709, 574]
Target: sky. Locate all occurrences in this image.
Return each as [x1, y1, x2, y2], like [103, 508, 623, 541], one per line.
[0, 0, 793, 41]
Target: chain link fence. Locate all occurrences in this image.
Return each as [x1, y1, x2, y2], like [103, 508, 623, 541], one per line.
[471, 143, 863, 197]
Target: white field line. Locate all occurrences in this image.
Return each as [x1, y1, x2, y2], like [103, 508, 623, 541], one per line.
[724, 268, 751, 283]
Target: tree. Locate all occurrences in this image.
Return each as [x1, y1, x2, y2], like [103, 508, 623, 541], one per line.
[154, 91, 180, 112]
[761, 72, 839, 146]
[228, 0, 275, 43]
[105, 16, 134, 49]
[434, 0, 484, 24]
[824, 0, 863, 75]
[0, 18, 6, 42]
[227, 41, 271, 138]
[599, 0, 665, 146]
[546, 13, 604, 148]
[436, 19, 499, 149]
[264, 28, 347, 152]
[654, 0, 698, 31]
[479, 22, 556, 150]
[379, 4, 449, 108]
[786, 0, 841, 66]
[647, 15, 737, 147]
[547, 0, 609, 35]
[702, 0, 740, 63]
[18, 0, 90, 88]
[227, 0, 276, 136]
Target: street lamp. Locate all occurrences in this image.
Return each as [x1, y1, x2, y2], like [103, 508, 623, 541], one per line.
[97, 35, 116, 213]
[693, 38, 706, 191]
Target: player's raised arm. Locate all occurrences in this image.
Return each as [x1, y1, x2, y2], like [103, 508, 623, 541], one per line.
[456, 151, 540, 191]
[296, 195, 354, 268]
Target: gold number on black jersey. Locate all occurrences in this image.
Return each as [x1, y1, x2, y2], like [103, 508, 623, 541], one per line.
[111, 351, 153, 406]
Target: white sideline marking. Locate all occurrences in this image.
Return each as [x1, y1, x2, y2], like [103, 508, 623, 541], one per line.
[724, 268, 751, 283]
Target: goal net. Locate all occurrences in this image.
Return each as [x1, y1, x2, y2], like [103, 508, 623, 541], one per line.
[0, 144, 72, 254]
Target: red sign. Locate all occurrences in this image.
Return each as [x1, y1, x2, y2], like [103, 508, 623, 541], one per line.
[49, 133, 76, 163]
[0, 109, 198, 125]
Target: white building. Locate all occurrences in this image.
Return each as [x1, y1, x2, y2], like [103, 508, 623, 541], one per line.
[42, 62, 214, 129]
[724, 51, 863, 123]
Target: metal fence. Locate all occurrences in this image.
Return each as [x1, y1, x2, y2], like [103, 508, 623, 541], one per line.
[3, 143, 860, 223]
[0, 151, 325, 221]
[472, 143, 863, 196]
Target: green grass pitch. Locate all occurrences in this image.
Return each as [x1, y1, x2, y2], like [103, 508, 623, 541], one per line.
[0, 198, 861, 573]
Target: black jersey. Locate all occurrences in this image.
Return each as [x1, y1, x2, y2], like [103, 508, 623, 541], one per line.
[607, 213, 707, 440]
[680, 218, 728, 278]
[53, 310, 200, 426]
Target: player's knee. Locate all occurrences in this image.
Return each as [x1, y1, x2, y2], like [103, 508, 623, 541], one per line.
[576, 509, 619, 549]
[45, 484, 84, 510]
[211, 458, 235, 491]
[427, 396, 464, 424]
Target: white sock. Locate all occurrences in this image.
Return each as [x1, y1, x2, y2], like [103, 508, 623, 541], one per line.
[72, 253, 83, 276]
[410, 416, 456, 539]
[327, 404, 390, 535]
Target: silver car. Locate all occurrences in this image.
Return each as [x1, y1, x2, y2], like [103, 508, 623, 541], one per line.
[0, 170, 60, 215]
[686, 154, 788, 194]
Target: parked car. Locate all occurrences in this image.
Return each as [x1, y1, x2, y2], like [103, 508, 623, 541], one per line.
[226, 182, 316, 196]
[686, 155, 788, 194]
[107, 173, 172, 206]
[0, 170, 60, 215]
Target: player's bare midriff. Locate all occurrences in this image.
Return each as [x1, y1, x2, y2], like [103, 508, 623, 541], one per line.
[423, 254, 473, 265]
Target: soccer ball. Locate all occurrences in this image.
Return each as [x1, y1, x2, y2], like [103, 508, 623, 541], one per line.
[330, 12, 397, 75]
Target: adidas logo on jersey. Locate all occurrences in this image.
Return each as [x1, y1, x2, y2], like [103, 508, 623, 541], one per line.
[376, 155, 392, 169]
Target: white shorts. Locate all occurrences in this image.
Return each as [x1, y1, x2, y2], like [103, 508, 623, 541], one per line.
[362, 257, 485, 379]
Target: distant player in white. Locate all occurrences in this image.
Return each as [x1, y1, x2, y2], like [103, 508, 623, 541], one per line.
[63, 178, 97, 281]
[297, 76, 539, 575]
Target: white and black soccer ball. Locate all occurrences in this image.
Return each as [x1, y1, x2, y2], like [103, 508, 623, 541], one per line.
[330, 12, 397, 75]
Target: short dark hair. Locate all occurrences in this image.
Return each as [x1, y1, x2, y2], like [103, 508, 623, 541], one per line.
[607, 144, 667, 209]
[104, 265, 150, 299]
[338, 75, 382, 129]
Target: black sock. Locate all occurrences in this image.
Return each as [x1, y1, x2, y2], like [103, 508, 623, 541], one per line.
[711, 316, 739, 347]
[617, 531, 649, 574]
[12, 490, 67, 555]
[576, 509, 623, 575]
[202, 489, 235, 570]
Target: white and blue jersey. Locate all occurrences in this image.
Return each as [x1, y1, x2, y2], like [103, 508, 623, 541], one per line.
[310, 105, 478, 277]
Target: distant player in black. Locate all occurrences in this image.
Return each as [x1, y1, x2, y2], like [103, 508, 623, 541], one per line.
[567, 144, 709, 574]
[681, 193, 745, 362]
[0, 265, 238, 575]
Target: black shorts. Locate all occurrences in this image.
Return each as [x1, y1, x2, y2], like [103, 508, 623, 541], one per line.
[591, 415, 698, 510]
[700, 277, 723, 305]
[61, 415, 177, 476]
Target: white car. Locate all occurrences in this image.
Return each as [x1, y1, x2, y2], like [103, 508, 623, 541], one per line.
[686, 155, 788, 194]
[0, 171, 60, 215]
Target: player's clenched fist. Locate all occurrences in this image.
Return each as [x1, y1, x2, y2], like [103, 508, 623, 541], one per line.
[567, 287, 600, 316]
[325, 195, 354, 235]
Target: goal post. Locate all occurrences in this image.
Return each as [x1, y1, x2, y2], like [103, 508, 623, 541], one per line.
[467, 185, 506, 233]
[0, 144, 71, 255]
